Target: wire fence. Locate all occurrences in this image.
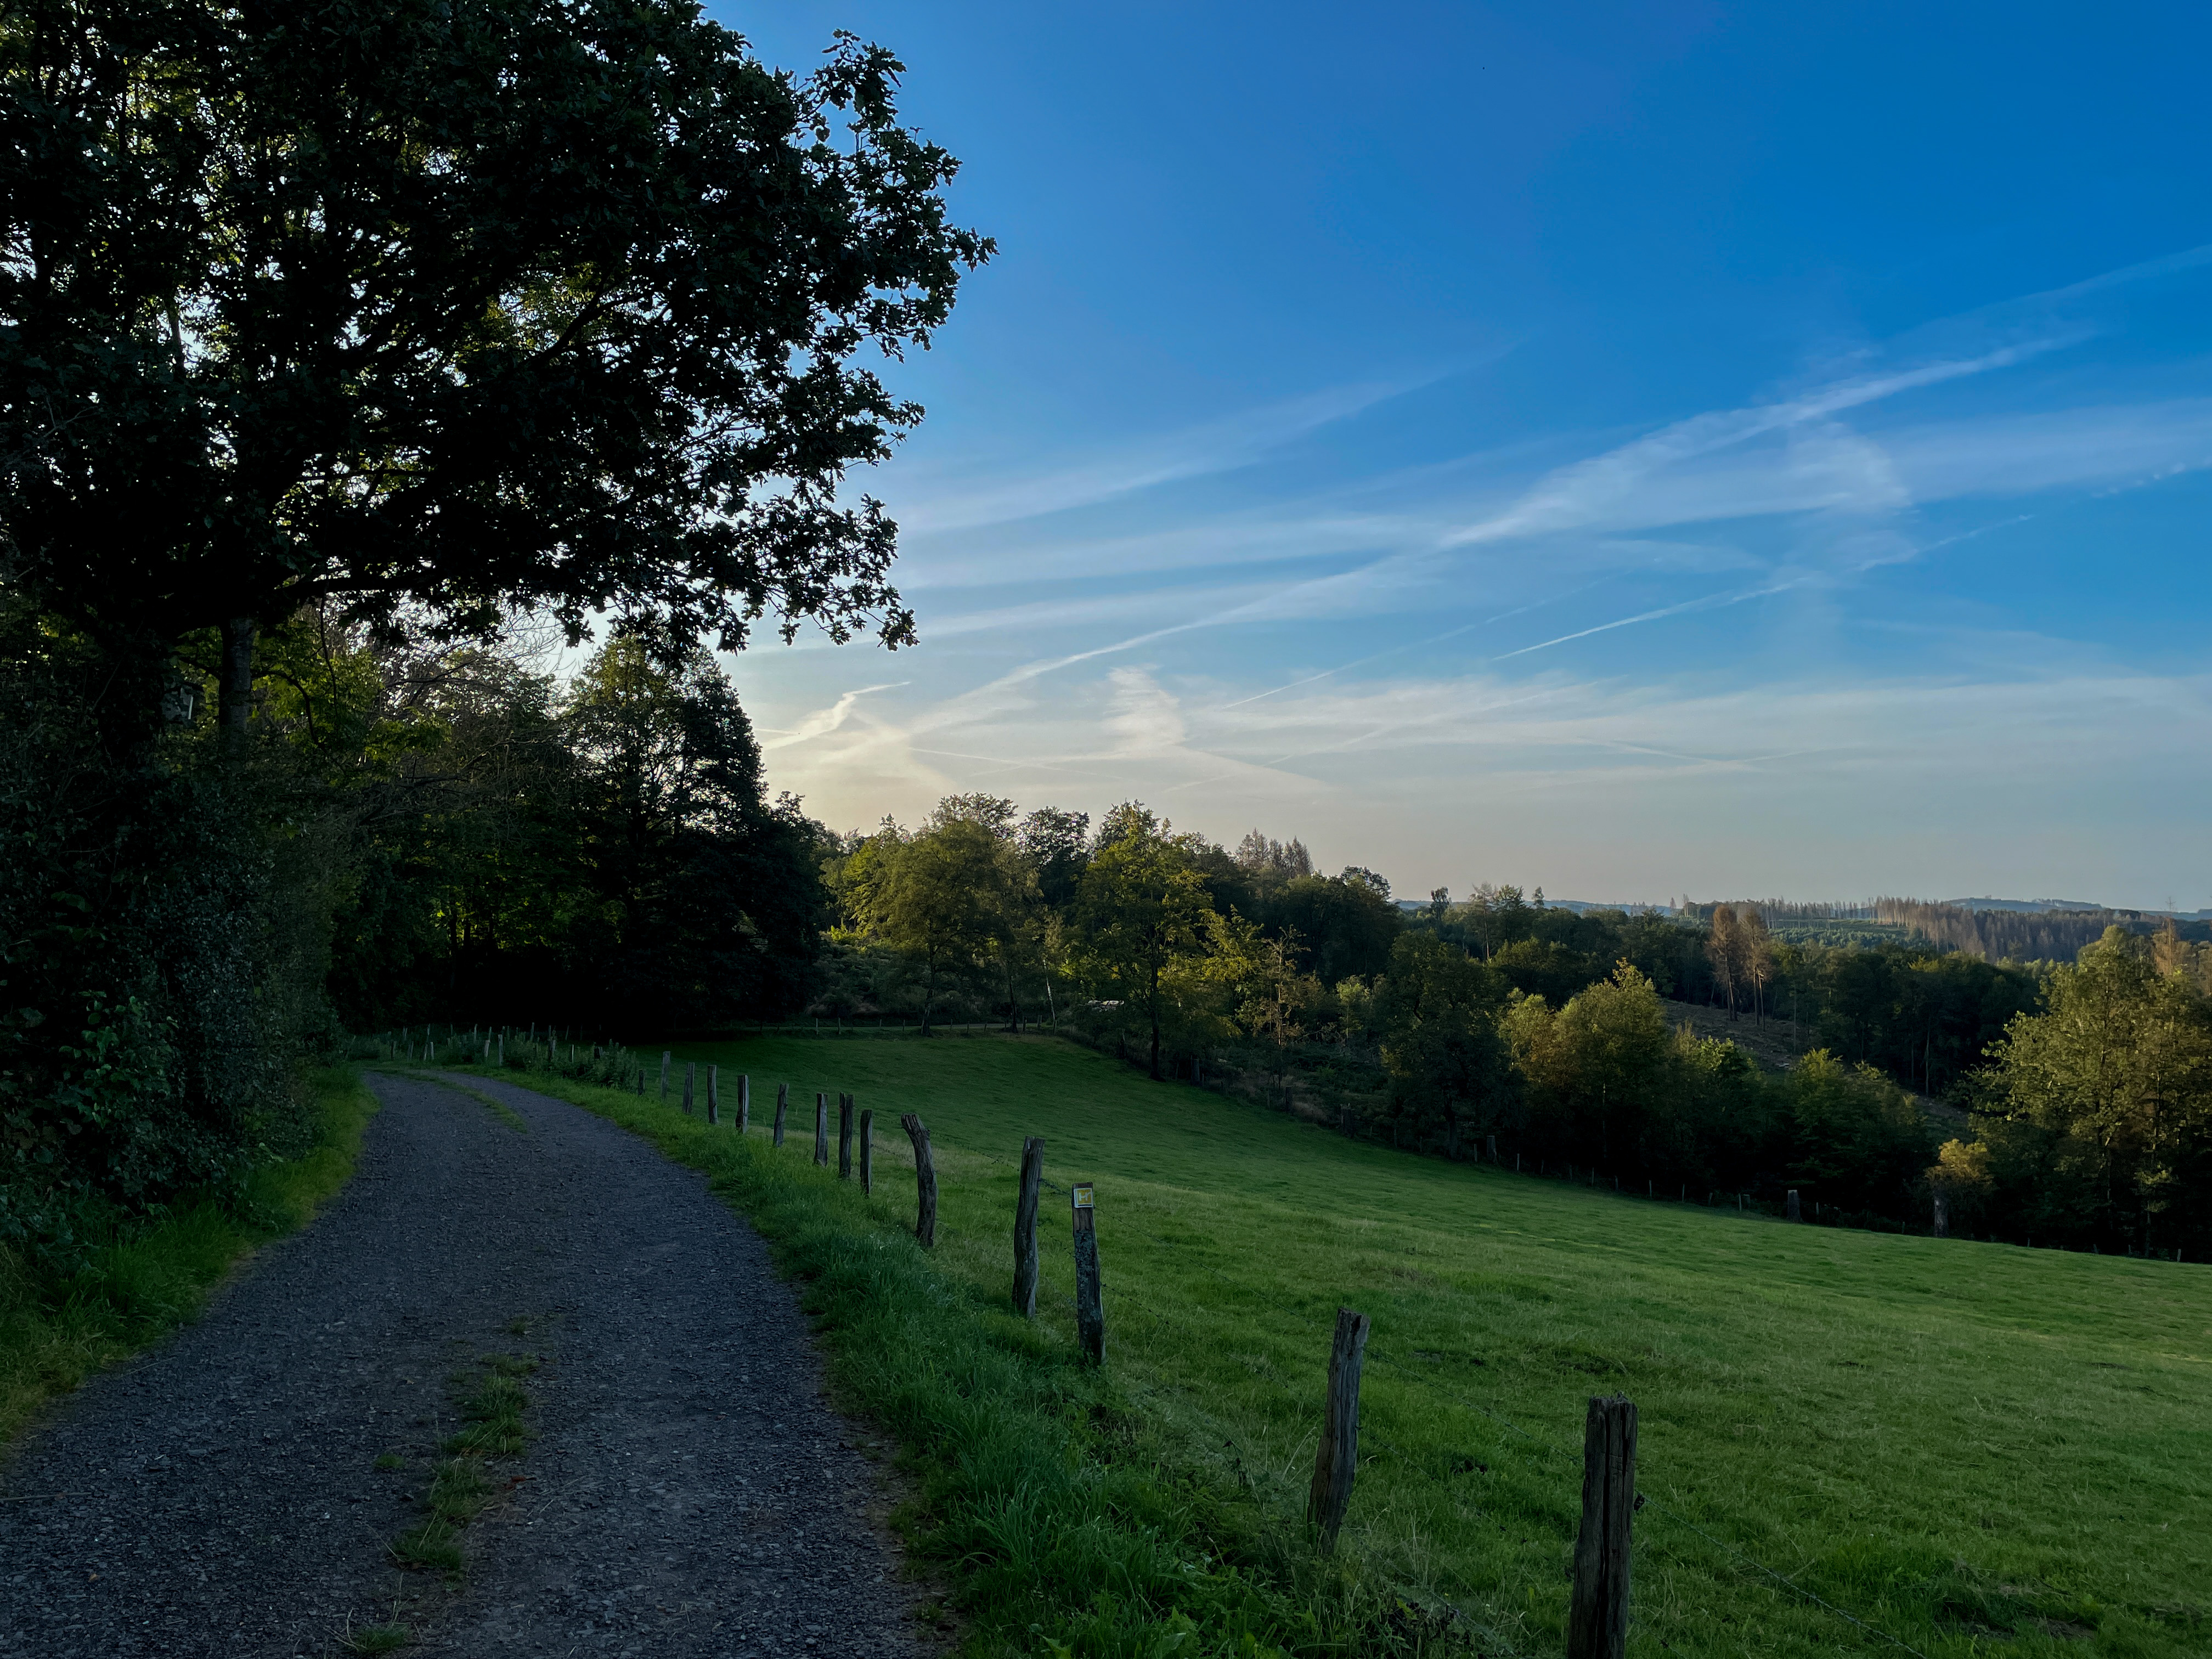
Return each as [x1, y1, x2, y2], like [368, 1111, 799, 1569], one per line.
[373, 1023, 1943, 1656]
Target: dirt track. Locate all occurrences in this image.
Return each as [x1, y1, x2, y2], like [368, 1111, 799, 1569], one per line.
[0, 1071, 918, 1658]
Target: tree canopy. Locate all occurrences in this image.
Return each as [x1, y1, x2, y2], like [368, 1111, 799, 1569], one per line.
[1, 0, 991, 721]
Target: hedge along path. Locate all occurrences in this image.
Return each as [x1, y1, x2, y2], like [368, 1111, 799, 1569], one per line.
[0, 1072, 918, 1659]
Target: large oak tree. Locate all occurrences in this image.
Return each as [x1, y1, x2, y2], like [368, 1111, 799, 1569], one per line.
[0, 0, 989, 729]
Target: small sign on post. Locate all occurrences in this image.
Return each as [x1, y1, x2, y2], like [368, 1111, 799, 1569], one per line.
[1567, 1395, 1638, 1659]
[1013, 1137, 1045, 1317]
[1071, 1183, 1104, 1363]
[1307, 1306, 1370, 1548]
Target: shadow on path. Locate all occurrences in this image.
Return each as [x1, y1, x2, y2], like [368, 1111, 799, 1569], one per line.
[0, 1071, 918, 1658]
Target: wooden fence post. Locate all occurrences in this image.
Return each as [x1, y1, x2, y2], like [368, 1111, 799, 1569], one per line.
[838, 1093, 855, 1178]
[659, 1051, 670, 1103]
[1013, 1136, 1045, 1316]
[736, 1073, 750, 1132]
[1567, 1394, 1638, 1659]
[1071, 1182, 1104, 1362]
[814, 1092, 830, 1165]
[1932, 1186, 1950, 1238]
[860, 1109, 874, 1195]
[773, 1083, 788, 1147]
[901, 1114, 938, 1247]
[1786, 1188, 1801, 1221]
[683, 1062, 695, 1115]
[1306, 1306, 1370, 1548]
[707, 1065, 719, 1125]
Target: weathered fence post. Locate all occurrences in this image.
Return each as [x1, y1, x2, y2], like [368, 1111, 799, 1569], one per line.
[707, 1065, 720, 1125]
[901, 1114, 938, 1247]
[859, 1109, 874, 1195]
[1932, 1186, 1950, 1238]
[736, 1074, 750, 1132]
[814, 1092, 830, 1166]
[1306, 1306, 1370, 1548]
[838, 1093, 855, 1178]
[1013, 1136, 1045, 1316]
[683, 1062, 695, 1115]
[659, 1052, 670, 1103]
[1786, 1188, 1801, 1221]
[1071, 1182, 1104, 1362]
[1567, 1394, 1638, 1659]
[773, 1083, 788, 1147]
[1487, 1133, 1498, 1161]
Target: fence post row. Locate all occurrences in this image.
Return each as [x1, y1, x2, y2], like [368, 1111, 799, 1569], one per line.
[1012, 1136, 1045, 1318]
[1306, 1306, 1369, 1549]
[859, 1109, 873, 1195]
[773, 1083, 788, 1147]
[706, 1065, 719, 1125]
[1567, 1394, 1639, 1659]
[1071, 1182, 1104, 1363]
[901, 1114, 938, 1248]
[814, 1092, 830, 1166]
[838, 1093, 855, 1177]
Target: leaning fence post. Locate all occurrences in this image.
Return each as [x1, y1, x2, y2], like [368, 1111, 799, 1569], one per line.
[1306, 1306, 1370, 1548]
[814, 1092, 830, 1166]
[683, 1062, 696, 1115]
[859, 1109, 874, 1195]
[838, 1093, 855, 1177]
[773, 1083, 788, 1147]
[707, 1065, 720, 1125]
[901, 1114, 938, 1247]
[1786, 1188, 1801, 1221]
[736, 1073, 750, 1133]
[1567, 1394, 1638, 1659]
[1071, 1182, 1104, 1362]
[1013, 1137, 1045, 1316]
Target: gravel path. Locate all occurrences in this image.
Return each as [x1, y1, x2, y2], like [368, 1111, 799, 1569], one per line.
[0, 1071, 923, 1658]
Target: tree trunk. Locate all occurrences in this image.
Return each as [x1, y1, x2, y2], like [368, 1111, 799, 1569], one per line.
[1147, 962, 1162, 1080]
[219, 615, 256, 749]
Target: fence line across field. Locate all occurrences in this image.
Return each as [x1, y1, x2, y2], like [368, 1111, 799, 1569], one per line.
[367, 1029, 1938, 1655]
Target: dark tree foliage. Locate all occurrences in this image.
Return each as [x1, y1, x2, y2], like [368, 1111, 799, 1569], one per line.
[331, 635, 828, 1034]
[1, 0, 990, 707]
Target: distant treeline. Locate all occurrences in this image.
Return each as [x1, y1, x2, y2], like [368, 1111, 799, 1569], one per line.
[1872, 897, 2211, 962]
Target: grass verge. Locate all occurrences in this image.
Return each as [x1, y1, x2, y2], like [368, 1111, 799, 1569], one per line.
[0, 1065, 379, 1449]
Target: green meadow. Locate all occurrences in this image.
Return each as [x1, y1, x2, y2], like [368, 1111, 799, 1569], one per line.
[549, 1031, 2207, 1657]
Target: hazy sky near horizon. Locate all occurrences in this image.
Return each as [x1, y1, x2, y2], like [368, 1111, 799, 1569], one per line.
[705, 2, 2212, 911]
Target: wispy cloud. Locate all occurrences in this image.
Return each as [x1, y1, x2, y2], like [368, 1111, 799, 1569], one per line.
[889, 376, 1440, 535]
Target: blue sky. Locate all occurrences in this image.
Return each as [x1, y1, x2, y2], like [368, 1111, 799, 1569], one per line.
[710, 2, 2212, 910]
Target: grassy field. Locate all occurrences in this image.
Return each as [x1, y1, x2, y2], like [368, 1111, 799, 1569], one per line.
[0, 1065, 379, 1447]
[651, 1032, 2205, 1658]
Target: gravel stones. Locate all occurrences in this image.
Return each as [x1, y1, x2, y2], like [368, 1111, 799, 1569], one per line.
[0, 1071, 919, 1657]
